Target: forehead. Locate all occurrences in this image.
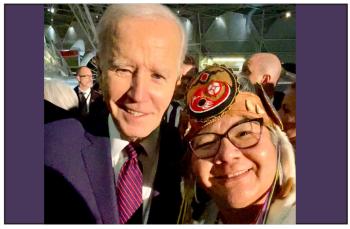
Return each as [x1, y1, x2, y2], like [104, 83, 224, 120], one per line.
[198, 114, 249, 134]
[78, 67, 92, 74]
[101, 17, 183, 67]
[114, 16, 182, 48]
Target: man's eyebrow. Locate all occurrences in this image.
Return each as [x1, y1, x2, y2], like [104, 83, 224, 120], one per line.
[110, 58, 134, 68]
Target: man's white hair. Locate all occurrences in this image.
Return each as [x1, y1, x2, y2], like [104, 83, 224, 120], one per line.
[97, 4, 188, 63]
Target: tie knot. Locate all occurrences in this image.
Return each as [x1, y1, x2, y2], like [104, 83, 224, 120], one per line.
[79, 91, 85, 98]
[124, 143, 140, 159]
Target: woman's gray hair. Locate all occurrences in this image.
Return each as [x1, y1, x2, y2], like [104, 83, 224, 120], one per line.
[236, 75, 296, 200]
[237, 75, 256, 93]
[97, 4, 188, 63]
[237, 75, 280, 146]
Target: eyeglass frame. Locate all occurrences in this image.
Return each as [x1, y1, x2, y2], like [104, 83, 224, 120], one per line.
[188, 118, 264, 159]
[78, 74, 93, 78]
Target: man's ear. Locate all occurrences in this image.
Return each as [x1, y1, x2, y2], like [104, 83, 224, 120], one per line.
[262, 74, 271, 84]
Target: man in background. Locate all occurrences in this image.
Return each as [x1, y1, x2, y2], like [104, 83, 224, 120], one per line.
[74, 66, 106, 133]
[242, 52, 282, 98]
[74, 66, 102, 117]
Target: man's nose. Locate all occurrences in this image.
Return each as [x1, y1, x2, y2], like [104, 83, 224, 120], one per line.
[214, 137, 242, 165]
[128, 73, 146, 102]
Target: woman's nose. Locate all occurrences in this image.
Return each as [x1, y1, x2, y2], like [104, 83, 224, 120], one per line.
[214, 137, 243, 165]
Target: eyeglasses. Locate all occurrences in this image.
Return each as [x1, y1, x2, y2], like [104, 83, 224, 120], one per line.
[189, 118, 263, 159]
[79, 74, 92, 78]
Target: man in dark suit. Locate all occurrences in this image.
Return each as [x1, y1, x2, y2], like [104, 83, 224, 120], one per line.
[45, 4, 187, 224]
[73, 66, 106, 131]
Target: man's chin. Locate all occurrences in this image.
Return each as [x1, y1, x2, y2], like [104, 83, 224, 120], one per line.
[119, 124, 153, 141]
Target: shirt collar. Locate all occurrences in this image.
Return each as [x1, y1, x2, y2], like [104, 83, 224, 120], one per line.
[79, 87, 91, 95]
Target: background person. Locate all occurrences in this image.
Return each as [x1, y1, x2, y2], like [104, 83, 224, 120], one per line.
[74, 66, 93, 116]
[74, 66, 107, 133]
[278, 82, 296, 149]
[241, 52, 282, 99]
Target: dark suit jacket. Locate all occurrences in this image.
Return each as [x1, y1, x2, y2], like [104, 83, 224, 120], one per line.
[74, 86, 104, 116]
[73, 86, 109, 135]
[44, 118, 184, 224]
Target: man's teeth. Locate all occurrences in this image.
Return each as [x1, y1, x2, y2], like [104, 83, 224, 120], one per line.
[126, 109, 144, 117]
[227, 169, 249, 178]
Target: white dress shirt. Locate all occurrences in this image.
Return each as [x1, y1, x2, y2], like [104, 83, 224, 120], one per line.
[108, 115, 160, 223]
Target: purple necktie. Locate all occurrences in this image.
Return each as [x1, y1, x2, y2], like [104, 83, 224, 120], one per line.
[116, 143, 143, 224]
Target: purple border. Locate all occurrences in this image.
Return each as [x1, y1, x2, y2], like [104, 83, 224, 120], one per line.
[5, 5, 44, 223]
[4, 4, 347, 224]
[296, 5, 347, 223]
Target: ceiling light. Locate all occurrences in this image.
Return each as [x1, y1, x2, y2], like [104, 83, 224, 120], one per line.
[212, 57, 246, 62]
[49, 7, 55, 14]
[285, 11, 291, 18]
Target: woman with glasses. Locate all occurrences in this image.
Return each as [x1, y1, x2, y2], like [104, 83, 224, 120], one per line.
[177, 65, 295, 224]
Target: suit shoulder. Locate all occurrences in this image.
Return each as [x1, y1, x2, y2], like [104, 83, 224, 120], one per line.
[45, 118, 84, 134]
[45, 118, 86, 148]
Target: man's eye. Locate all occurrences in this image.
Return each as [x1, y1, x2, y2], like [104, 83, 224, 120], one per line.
[195, 140, 217, 149]
[118, 68, 132, 73]
[152, 73, 165, 80]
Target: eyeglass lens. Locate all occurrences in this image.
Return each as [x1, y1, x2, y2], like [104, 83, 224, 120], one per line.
[190, 119, 262, 159]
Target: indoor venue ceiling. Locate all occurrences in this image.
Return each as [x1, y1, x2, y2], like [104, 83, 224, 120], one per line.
[44, 4, 295, 40]
[44, 3, 295, 86]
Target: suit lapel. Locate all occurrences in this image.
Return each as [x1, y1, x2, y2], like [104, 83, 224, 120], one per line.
[81, 133, 119, 224]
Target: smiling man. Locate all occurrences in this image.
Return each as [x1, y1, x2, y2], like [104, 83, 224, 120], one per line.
[45, 4, 187, 224]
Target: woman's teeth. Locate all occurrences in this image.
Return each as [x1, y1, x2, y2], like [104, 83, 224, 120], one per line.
[227, 169, 250, 178]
